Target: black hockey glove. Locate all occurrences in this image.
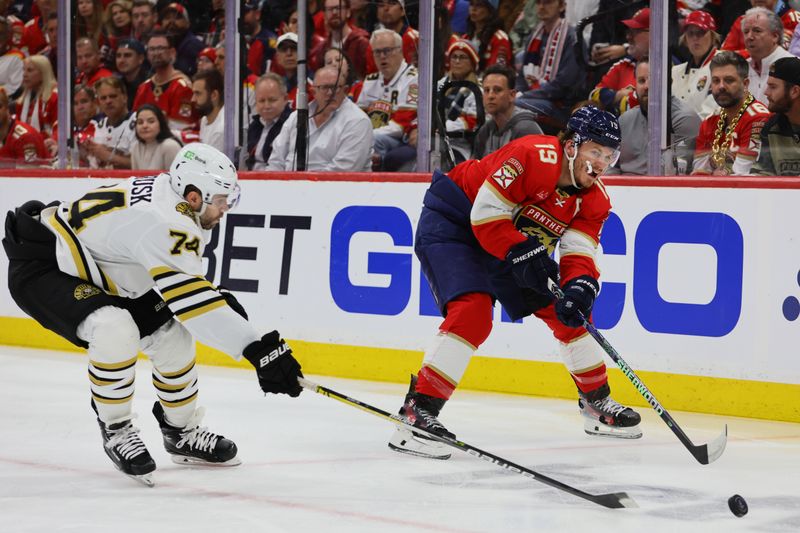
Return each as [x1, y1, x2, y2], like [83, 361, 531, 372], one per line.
[218, 286, 248, 320]
[243, 331, 303, 397]
[506, 237, 559, 297]
[555, 276, 599, 328]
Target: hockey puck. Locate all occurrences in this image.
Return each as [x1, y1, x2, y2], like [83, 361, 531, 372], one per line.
[728, 494, 748, 517]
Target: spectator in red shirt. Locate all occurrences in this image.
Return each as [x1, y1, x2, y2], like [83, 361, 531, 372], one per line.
[71, 84, 100, 167]
[313, 0, 371, 79]
[463, 0, 511, 74]
[16, 55, 58, 146]
[22, 0, 55, 55]
[75, 37, 114, 87]
[132, 30, 197, 133]
[75, 0, 106, 49]
[0, 88, 49, 165]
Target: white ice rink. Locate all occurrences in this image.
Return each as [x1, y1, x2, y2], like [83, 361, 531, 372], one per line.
[0, 346, 798, 533]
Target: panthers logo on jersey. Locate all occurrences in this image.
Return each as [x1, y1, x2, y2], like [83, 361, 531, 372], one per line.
[74, 284, 102, 300]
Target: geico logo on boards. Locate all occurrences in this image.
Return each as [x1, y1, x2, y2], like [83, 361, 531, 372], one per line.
[329, 207, 744, 337]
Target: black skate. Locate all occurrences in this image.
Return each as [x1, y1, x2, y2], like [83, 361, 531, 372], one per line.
[153, 402, 241, 466]
[98, 417, 156, 487]
[388, 375, 454, 460]
[579, 384, 642, 439]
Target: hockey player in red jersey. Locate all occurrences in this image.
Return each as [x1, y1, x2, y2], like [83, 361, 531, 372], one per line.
[388, 106, 642, 460]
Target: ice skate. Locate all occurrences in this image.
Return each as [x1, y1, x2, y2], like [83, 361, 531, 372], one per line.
[388, 375, 454, 460]
[579, 385, 642, 439]
[98, 416, 156, 486]
[153, 402, 241, 466]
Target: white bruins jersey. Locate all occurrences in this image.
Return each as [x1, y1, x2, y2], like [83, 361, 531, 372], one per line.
[41, 173, 259, 357]
[88, 112, 137, 168]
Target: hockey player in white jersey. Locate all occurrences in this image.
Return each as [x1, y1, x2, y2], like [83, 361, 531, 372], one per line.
[2, 143, 303, 486]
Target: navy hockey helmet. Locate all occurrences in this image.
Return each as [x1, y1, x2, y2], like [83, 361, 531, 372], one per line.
[566, 106, 621, 150]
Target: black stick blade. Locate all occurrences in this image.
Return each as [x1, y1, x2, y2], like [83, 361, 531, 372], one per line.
[593, 492, 639, 509]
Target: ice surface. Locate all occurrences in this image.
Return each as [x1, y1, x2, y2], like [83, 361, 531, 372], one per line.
[0, 346, 797, 533]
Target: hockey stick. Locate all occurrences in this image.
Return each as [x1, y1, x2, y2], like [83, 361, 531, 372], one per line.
[547, 279, 727, 465]
[298, 377, 637, 509]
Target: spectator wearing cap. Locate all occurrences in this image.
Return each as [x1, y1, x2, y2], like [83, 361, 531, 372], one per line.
[192, 68, 225, 152]
[742, 7, 793, 105]
[115, 39, 148, 110]
[268, 66, 373, 171]
[16, 55, 58, 152]
[0, 16, 24, 99]
[722, 0, 799, 53]
[247, 73, 292, 171]
[616, 57, 700, 175]
[243, 0, 278, 76]
[131, 0, 156, 41]
[160, 2, 204, 77]
[437, 39, 480, 164]
[75, 37, 115, 88]
[0, 87, 49, 165]
[464, 0, 511, 74]
[197, 47, 217, 73]
[132, 30, 197, 133]
[515, 0, 584, 131]
[672, 10, 721, 120]
[22, 0, 56, 55]
[752, 56, 800, 175]
[472, 64, 542, 159]
[589, 7, 649, 115]
[272, 32, 313, 107]
[364, 0, 420, 74]
[312, 0, 371, 80]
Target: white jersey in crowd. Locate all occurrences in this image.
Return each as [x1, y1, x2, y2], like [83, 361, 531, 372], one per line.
[671, 49, 719, 120]
[40, 173, 259, 358]
[747, 46, 793, 105]
[89, 112, 137, 168]
[356, 60, 418, 139]
[267, 98, 374, 172]
[199, 107, 225, 152]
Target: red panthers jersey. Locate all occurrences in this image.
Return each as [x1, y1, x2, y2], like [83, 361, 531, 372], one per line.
[0, 119, 49, 164]
[693, 98, 770, 175]
[449, 134, 611, 283]
[132, 73, 197, 131]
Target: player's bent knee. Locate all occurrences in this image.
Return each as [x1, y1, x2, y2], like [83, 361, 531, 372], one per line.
[78, 306, 140, 359]
[442, 293, 493, 348]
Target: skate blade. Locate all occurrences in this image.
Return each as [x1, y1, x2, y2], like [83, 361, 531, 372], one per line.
[584, 420, 643, 439]
[170, 454, 242, 467]
[388, 428, 451, 460]
[126, 473, 155, 487]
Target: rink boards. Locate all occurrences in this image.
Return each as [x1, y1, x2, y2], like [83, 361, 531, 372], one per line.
[0, 171, 798, 422]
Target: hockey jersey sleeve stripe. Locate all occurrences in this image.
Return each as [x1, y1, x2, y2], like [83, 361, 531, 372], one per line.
[561, 228, 598, 249]
[175, 297, 227, 321]
[49, 212, 119, 295]
[161, 279, 215, 302]
[471, 182, 515, 225]
[160, 276, 213, 296]
[164, 286, 217, 306]
[150, 266, 182, 281]
[89, 356, 138, 371]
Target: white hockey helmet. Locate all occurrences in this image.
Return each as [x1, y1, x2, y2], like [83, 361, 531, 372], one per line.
[169, 143, 241, 209]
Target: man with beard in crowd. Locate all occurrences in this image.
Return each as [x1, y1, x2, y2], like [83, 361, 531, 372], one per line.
[131, 0, 156, 41]
[752, 56, 800, 176]
[160, 3, 204, 77]
[692, 51, 771, 176]
[192, 68, 225, 152]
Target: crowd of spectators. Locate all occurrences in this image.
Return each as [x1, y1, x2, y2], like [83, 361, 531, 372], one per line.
[1, 0, 800, 176]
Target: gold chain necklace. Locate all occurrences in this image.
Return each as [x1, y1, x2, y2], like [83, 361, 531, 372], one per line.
[711, 93, 754, 170]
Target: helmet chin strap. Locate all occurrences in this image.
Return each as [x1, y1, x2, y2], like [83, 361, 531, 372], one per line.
[566, 142, 581, 189]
